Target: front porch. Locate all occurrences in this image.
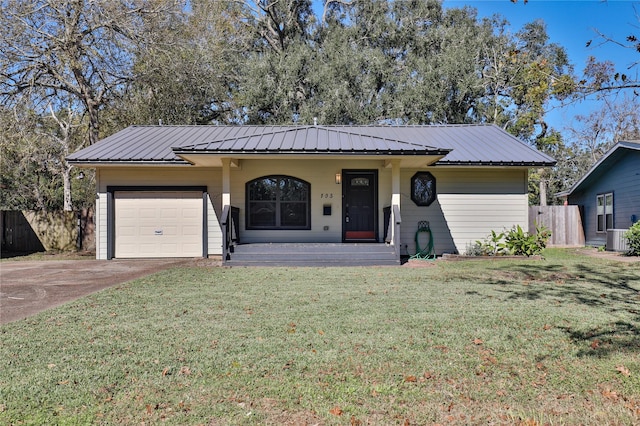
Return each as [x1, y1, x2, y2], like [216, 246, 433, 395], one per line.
[221, 205, 403, 266]
[224, 242, 400, 266]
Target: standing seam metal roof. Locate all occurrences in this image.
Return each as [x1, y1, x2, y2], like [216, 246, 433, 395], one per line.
[66, 124, 556, 166]
[174, 126, 447, 154]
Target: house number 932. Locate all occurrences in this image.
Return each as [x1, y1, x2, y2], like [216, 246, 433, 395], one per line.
[320, 193, 334, 199]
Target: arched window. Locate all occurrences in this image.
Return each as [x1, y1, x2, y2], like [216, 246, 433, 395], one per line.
[246, 175, 310, 229]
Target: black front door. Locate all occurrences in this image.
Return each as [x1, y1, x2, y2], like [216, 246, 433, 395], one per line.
[342, 170, 378, 241]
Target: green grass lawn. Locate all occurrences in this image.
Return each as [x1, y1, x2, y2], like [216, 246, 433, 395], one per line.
[1, 249, 639, 425]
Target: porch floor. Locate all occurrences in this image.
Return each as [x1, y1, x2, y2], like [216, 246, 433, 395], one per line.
[225, 243, 400, 267]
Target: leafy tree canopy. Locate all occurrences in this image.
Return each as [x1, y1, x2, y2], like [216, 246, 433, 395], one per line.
[2, 0, 631, 210]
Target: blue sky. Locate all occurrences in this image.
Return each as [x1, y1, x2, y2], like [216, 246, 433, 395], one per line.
[443, 0, 639, 133]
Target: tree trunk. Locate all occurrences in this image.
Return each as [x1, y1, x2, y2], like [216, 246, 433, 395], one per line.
[87, 101, 100, 145]
[63, 163, 72, 211]
[538, 168, 548, 206]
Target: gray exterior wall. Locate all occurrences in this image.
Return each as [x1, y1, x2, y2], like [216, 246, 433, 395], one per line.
[93, 162, 531, 258]
[568, 150, 640, 247]
[400, 168, 528, 255]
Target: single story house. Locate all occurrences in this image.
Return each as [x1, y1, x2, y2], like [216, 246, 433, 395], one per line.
[67, 124, 555, 263]
[558, 140, 640, 249]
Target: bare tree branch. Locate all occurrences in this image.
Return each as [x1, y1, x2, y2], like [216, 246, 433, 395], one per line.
[322, 0, 352, 25]
[0, 0, 180, 144]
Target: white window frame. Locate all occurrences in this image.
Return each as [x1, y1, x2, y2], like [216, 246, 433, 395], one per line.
[596, 192, 613, 233]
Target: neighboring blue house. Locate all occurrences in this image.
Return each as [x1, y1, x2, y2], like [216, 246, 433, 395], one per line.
[558, 141, 640, 248]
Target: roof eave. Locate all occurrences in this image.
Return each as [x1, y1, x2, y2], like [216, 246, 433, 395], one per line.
[172, 149, 452, 156]
[67, 159, 191, 167]
[435, 161, 556, 167]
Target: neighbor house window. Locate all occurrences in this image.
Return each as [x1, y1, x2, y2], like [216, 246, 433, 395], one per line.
[246, 175, 310, 229]
[596, 192, 613, 232]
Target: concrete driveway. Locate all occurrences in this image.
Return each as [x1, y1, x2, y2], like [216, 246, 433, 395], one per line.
[0, 259, 191, 324]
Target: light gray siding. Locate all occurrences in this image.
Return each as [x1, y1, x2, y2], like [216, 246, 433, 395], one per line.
[94, 162, 530, 258]
[400, 168, 529, 255]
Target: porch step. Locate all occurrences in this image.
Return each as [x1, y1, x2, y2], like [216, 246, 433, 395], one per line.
[225, 243, 400, 267]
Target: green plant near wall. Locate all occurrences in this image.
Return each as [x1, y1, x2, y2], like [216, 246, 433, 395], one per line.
[504, 224, 551, 256]
[624, 221, 640, 256]
[471, 230, 508, 256]
[466, 225, 550, 257]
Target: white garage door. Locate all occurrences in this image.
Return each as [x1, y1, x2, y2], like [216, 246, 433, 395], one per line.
[115, 191, 203, 258]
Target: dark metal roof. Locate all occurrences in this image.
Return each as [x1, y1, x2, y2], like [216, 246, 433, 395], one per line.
[174, 126, 450, 156]
[557, 140, 640, 197]
[67, 124, 556, 166]
[347, 125, 556, 166]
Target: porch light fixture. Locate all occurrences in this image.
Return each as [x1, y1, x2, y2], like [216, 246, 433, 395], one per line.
[335, 173, 341, 184]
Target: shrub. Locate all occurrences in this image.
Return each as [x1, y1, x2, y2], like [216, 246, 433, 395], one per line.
[468, 230, 507, 256]
[624, 221, 640, 256]
[504, 224, 551, 256]
[465, 241, 486, 256]
[466, 224, 551, 257]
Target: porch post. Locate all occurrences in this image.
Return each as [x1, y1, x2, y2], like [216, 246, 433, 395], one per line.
[221, 158, 231, 208]
[391, 160, 401, 209]
[390, 160, 402, 261]
[221, 158, 232, 262]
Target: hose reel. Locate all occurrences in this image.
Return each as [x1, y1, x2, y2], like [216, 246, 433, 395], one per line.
[410, 220, 436, 260]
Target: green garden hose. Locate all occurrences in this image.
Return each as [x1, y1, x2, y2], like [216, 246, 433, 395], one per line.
[410, 221, 436, 260]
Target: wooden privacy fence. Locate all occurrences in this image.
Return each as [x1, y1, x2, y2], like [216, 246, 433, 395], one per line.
[529, 205, 585, 247]
[1, 209, 95, 253]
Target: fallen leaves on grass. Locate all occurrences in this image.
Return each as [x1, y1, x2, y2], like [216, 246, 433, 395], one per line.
[329, 406, 343, 416]
[517, 419, 541, 426]
[616, 365, 631, 377]
[602, 388, 620, 402]
[625, 399, 640, 416]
